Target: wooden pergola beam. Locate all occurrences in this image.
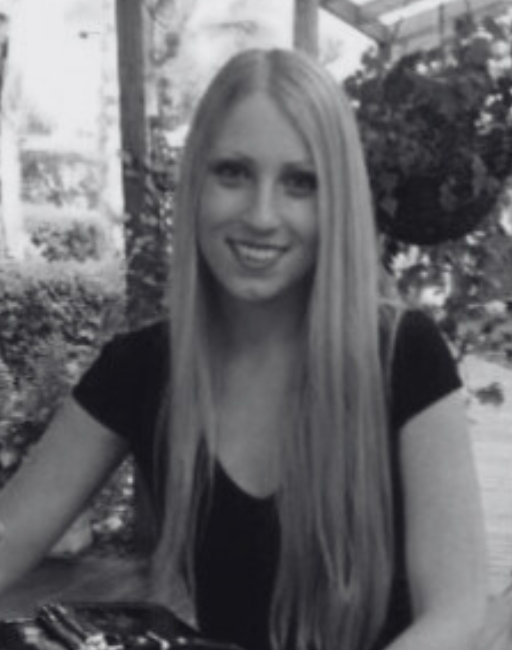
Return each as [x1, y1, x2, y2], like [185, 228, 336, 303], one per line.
[322, 0, 510, 51]
[362, 0, 415, 20]
[321, 0, 390, 43]
[393, 0, 510, 52]
[364, 0, 508, 22]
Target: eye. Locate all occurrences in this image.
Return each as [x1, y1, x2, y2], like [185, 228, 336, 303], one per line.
[209, 159, 250, 187]
[282, 169, 318, 198]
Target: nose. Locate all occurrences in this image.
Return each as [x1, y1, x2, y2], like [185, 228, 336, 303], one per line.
[245, 178, 279, 231]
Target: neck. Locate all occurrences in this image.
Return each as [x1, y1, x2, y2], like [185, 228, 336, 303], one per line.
[215, 286, 308, 358]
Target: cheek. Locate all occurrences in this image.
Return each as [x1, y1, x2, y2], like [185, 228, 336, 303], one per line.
[197, 193, 232, 265]
[304, 230, 319, 271]
[197, 211, 217, 269]
[199, 184, 247, 231]
[198, 184, 214, 231]
[296, 202, 319, 251]
[197, 187, 222, 259]
[299, 211, 319, 274]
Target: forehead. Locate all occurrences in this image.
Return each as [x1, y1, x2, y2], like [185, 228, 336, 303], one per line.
[210, 92, 312, 163]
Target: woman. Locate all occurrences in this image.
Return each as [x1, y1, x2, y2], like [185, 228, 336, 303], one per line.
[0, 49, 487, 650]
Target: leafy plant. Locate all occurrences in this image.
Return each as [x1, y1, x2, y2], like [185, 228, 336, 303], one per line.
[0, 259, 125, 483]
[123, 122, 176, 328]
[22, 150, 101, 211]
[0, 260, 124, 375]
[346, 13, 512, 245]
[345, 11, 512, 405]
[25, 211, 110, 263]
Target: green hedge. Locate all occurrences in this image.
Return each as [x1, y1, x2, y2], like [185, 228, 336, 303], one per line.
[25, 210, 111, 263]
[0, 259, 125, 485]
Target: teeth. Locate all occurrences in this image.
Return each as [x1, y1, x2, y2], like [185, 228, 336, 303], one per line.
[239, 244, 279, 261]
[232, 241, 284, 265]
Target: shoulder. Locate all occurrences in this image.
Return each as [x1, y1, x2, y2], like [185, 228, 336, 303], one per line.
[124, 319, 169, 341]
[83, 318, 169, 388]
[72, 320, 170, 437]
[103, 319, 169, 358]
[379, 303, 442, 350]
[393, 308, 455, 368]
[384, 308, 462, 431]
[81, 319, 169, 386]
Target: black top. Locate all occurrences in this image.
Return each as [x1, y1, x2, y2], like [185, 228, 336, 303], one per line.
[73, 310, 461, 650]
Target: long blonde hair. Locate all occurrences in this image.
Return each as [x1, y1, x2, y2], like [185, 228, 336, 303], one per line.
[151, 49, 394, 650]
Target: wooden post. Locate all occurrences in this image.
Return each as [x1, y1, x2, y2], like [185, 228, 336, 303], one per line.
[0, 12, 8, 98]
[0, 10, 10, 256]
[0, 5, 27, 259]
[116, 0, 171, 328]
[294, 0, 319, 57]
[115, 0, 147, 247]
[115, 0, 158, 554]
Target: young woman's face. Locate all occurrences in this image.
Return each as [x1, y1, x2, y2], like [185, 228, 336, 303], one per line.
[198, 92, 319, 305]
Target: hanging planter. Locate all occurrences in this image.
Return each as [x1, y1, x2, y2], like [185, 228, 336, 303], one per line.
[345, 13, 512, 245]
[385, 169, 499, 245]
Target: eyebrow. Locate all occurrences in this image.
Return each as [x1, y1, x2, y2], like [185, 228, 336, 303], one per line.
[208, 152, 252, 163]
[209, 151, 315, 169]
[281, 161, 316, 172]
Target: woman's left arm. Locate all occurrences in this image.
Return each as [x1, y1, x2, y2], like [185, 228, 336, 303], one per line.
[385, 389, 488, 650]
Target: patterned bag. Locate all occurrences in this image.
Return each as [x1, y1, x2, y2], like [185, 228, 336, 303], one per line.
[0, 602, 243, 650]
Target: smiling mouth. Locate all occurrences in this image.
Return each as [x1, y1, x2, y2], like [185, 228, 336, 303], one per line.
[228, 239, 287, 269]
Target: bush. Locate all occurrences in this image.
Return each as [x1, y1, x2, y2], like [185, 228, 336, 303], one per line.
[25, 210, 111, 263]
[21, 149, 100, 210]
[0, 259, 125, 486]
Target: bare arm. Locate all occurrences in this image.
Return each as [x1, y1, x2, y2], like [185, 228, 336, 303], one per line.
[385, 390, 488, 650]
[0, 397, 128, 594]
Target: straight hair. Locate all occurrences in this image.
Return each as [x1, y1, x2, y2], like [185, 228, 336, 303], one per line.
[151, 49, 394, 650]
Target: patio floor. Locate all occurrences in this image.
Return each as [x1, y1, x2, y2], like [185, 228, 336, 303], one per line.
[464, 356, 512, 595]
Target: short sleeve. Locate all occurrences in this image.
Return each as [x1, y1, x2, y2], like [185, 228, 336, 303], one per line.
[390, 310, 462, 431]
[72, 321, 169, 446]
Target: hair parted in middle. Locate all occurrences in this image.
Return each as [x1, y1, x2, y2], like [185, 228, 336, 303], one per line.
[152, 48, 394, 650]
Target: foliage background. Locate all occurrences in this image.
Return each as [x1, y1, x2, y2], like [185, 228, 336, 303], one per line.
[345, 12, 512, 409]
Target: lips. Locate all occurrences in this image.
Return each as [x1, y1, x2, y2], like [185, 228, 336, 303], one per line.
[228, 239, 288, 269]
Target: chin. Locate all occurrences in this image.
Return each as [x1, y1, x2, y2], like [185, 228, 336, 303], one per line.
[220, 279, 280, 304]
[234, 288, 278, 303]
